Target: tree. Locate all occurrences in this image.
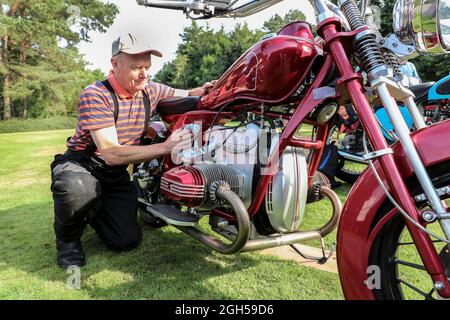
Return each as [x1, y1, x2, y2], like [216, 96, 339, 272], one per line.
[155, 22, 263, 88]
[262, 9, 307, 33]
[0, 0, 118, 120]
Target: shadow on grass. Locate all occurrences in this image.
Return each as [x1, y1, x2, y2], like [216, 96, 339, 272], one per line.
[0, 202, 264, 299]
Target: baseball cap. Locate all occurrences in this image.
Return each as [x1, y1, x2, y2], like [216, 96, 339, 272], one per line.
[111, 33, 162, 57]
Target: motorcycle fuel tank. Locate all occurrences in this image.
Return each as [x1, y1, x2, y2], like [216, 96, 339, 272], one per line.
[199, 22, 319, 110]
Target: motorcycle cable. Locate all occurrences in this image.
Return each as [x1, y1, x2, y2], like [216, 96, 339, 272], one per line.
[221, 116, 264, 152]
[203, 100, 236, 148]
[362, 132, 450, 244]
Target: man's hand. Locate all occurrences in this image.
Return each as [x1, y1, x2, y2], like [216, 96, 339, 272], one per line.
[188, 80, 218, 96]
[162, 128, 194, 154]
[90, 126, 192, 166]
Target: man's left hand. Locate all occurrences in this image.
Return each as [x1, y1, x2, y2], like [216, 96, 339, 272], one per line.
[189, 80, 218, 96]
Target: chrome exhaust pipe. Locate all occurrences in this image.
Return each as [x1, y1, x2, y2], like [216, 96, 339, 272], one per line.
[241, 186, 342, 252]
[176, 185, 251, 254]
[177, 186, 341, 254]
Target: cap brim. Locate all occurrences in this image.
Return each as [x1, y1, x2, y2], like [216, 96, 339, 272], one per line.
[121, 48, 163, 57]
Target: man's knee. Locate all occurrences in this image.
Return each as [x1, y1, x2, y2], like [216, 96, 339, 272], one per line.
[106, 228, 142, 252]
[52, 170, 100, 224]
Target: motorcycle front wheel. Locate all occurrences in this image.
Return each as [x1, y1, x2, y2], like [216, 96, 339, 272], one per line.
[369, 161, 450, 300]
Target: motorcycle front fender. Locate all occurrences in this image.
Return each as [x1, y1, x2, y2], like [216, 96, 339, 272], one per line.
[337, 119, 450, 299]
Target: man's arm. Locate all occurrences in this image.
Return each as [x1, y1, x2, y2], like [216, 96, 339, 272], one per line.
[90, 126, 189, 166]
[172, 80, 218, 97]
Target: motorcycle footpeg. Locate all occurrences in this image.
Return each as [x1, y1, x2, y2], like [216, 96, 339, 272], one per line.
[146, 204, 199, 227]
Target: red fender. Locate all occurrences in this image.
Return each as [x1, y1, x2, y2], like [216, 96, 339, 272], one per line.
[337, 119, 450, 299]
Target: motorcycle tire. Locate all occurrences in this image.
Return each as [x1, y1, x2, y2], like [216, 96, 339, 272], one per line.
[368, 161, 450, 300]
[335, 155, 365, 184]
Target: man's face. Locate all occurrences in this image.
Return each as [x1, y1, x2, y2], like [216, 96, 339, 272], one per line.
[111, 52, 151, 95]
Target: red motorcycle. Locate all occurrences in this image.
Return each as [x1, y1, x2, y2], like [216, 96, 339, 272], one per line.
[135, 0, 450, 299]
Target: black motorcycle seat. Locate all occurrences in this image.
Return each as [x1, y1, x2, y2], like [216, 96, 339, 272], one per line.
[410, 82, 435, 101]
[436, 77, 450, 95]
[156, 96, 200, 116]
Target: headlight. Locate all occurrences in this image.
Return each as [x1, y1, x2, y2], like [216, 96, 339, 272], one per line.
[393, 0, 450, 54]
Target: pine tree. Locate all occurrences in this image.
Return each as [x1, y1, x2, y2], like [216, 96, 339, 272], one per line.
[0, 0, 118, 120]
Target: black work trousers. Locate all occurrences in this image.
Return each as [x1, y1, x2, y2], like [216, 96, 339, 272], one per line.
[50, 151, 142, 251]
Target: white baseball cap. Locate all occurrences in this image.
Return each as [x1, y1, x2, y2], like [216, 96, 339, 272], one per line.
[112, 33, 162, 57]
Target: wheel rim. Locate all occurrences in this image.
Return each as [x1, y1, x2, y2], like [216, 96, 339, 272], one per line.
[380, 212, 449, 300]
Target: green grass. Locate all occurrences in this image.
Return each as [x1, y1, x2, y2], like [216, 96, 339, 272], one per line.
[0, 117, 77, 134]
[0, 129, 345, 300]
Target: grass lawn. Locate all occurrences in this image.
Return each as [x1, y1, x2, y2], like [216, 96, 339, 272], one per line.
[0, 129, 346, 300]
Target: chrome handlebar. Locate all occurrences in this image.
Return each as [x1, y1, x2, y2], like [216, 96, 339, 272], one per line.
[136, 0, 418, 60]
[136, 0, 359, 23]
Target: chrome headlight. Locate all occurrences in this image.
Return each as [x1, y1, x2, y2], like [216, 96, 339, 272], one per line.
[393, 0, 450, 54]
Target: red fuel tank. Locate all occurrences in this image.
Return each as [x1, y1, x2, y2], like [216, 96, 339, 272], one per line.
[199, 22, 319, 110]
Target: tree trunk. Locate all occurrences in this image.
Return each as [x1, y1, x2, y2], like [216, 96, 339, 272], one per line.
[20, 39, 28, 119]
[2, 3, 21, 120]
[2, 35, 11, 120]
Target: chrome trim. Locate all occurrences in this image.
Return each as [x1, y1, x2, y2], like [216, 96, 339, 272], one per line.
[393, 0, 450, 54]
[241, 186, 342, 252]
[404, 96, 427, 129]
[362, 148, 394, 161]
[146, 205, 199, 227]
[338, 150, 369, 164]
[414, 185, 450, 202]
[176, 186, 251, 254]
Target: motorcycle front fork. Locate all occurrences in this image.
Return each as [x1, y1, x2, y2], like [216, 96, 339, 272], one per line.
[318, 18, 450, 297]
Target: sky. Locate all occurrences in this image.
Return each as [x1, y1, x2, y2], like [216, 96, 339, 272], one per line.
[77, 0, 316, 77]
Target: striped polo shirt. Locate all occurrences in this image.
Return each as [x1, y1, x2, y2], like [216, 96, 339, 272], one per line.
[67, 71, 174, 152]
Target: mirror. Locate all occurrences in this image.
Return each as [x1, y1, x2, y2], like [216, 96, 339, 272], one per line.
[393, 0, 450, 54]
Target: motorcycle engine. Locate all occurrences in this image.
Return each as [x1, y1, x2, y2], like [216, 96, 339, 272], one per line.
[159, 122, 309, 233]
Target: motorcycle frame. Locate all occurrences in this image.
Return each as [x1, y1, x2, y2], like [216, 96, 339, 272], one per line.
[156, 3, 450, 299]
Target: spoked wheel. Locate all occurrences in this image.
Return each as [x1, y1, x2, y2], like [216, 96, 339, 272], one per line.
[369, 162, 450, 300]
[335, 155, 367, 184]
[328, 124, 368, 184]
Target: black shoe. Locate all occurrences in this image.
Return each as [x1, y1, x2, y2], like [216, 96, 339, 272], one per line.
[56, 240, 86, 268]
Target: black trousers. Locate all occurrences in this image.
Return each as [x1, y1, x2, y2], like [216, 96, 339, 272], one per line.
[50, 152, 142, 251]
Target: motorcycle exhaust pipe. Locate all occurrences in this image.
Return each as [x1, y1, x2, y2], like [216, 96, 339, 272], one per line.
[176, 186, 341, 254]
[176, 185, 251, 254]
[241, 186, 342, 252]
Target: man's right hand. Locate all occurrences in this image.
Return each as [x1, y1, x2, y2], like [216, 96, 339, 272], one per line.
[162, 128, 194, 155]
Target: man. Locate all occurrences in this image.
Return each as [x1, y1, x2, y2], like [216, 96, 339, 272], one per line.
[50, 33, 215, 268]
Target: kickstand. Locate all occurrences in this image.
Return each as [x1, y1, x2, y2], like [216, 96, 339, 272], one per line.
[290, 238, 335, 265]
